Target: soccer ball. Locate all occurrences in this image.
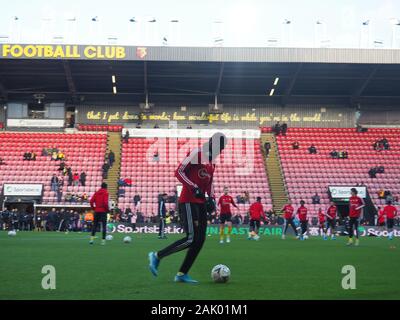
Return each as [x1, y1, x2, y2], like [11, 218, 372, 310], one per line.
[211, 264, 231, 283]
[303, 235, 309, 240]
[105, 235, 113, 241]
[8, 230, 16, 237]
[123, 236, 132, 244]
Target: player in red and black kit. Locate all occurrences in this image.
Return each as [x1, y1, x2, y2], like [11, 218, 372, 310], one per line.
[281, 201, 299, 239]
[89, 182, 110, 246]
[297, 200, 308, 240]
[382, 200, 398, 240]
[248, 196, 266, 241]
[217, 187, 238, 244]
[377, 206, 385, 227]
[317, 208, 328, 240]
[148, 132, 227, 284]
[347, 188, 365, 246]
[326, 201, 337, 240]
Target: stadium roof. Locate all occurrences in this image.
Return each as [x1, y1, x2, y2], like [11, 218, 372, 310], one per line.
[0, 46, 400, 105]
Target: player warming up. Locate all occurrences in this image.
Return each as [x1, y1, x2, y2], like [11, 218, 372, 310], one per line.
[317, 208, 328, 240]
[148, 132, 227, 284]
[89, 182, 110, 245]
[248, 197, 266, 241]
[281, 201, 298, 239]
[217, 187, 238, 244]
[297, 200, 308, 240]
[326, 201, 337, 240]
[347, 188, 365, 246]
[382, 201, 398, 240]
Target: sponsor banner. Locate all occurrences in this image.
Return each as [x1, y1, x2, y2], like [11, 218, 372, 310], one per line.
[122, 128, 260, 139]
[108, 223, 400, 238]
[81, 105, 351, 127]
[329, 186, 367, 199]
[3, 183, 43, 196]
[1, 44, 129, 60]
[7, 118, 65, 128]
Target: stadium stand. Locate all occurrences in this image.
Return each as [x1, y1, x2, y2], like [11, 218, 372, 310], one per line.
[0, 132, 107, 203]
[78, 124, 123, 132]
[276, 127, 400, 217]
[118, 137, 272, 217]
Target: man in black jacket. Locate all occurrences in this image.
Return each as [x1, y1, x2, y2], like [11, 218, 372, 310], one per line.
[158, 193, 168, 239]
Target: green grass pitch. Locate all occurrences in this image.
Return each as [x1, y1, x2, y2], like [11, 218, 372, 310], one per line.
[0, 231, 399, 300]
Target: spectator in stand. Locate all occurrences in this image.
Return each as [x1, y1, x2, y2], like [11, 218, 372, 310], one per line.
[68, 170, 73, 186]
[51, 151, 58, 161]
[0, 157, 5, 165]
[50, 174, 59, 192]
[272, 121, 281, 135]
[381, 137, 390, 150]
[124, 178, 133, 186]
[330, 150, 339, 159]
[58, 161, 66, 172]
[264, 142, 271, 157]
[123, 130, 130, 143]
[378, 189, 385, 199]
[236, 194, 245, 204]
[308, 145, 317, 154]
[57, 184, 63, 203]
[133, 194, 141, 212]
[73, 172, 80, 186]
[243, 191, 250, 204]
[368, 167, 377, 178]
[186, 125, 192, 129]
[312, 193, 321, 204]
[292, 141, 300, 150]
[281, 123, 288, 136]
[118, 187, 125, 198]
[118, 178, 127, 187]
[154, 124, 160, 129]
[102, 161, 110, 179]
[153, 150, 160, 162]
[41, 148, 49, 156]
[80, 172, 86, 187]
[108, 150, 115, 167]
[57, 151, 65, 161]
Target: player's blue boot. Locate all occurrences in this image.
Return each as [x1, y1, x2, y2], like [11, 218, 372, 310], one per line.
[389, 235, 393, 240]
[174, 274, 198, 284]
[300, 235, 304, 241]
[331, 235, 336, 240]
[323, 235, 327, 240]
[148, 252, 160, 277]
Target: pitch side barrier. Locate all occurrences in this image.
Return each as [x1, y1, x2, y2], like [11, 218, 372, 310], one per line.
[108, 222, 400, 238]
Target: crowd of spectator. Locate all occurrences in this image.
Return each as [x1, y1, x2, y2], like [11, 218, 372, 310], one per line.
[329, 150, 349, 159]
[272, 122, 288, 136]
[23, 151, 37, 161]
[373, 137, 390, 151]
[368, 166, 385, 178]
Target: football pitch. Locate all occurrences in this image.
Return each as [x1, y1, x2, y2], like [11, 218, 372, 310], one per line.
[0, 231, 399, 300]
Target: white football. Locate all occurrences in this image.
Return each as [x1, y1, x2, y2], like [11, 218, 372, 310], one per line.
[8, 230, 16, 237]
[123, 236, 132, 244]
[106, 235, 113, 241]
[211, 264, 231, 283]
[303, 235, 309, 240]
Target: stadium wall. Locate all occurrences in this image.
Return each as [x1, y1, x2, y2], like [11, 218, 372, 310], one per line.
[359, 105, 400, 126]
[0, 105, 5, 124]
[75, 104, 355, 128]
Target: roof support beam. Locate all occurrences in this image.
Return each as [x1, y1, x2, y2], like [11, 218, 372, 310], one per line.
[282, 63, 302, 106]
[215, 62, 225, 96]
[62, 61, 77, 100]
[144, 61, 148, 95]
[351, 65, 380, 101]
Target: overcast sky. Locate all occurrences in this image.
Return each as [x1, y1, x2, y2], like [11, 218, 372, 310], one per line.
[1, 0, 399, 48]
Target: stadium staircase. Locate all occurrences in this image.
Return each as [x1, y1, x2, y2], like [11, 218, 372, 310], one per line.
[104, 132, 122, 202]
[260, 133, 288, 211]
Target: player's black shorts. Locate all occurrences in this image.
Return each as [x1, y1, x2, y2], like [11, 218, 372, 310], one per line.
[249, 219, 260, 231]
[220, 213, 232, 224]
[327, 218, 336, 229]
[387, 218, 394, 229]
[206, 213, 213, 222]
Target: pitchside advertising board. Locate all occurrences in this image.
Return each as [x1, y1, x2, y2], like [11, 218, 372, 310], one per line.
[109, 223, 400, 238]
[329, 186, 367, 200]
[2, 183, 43, 196]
